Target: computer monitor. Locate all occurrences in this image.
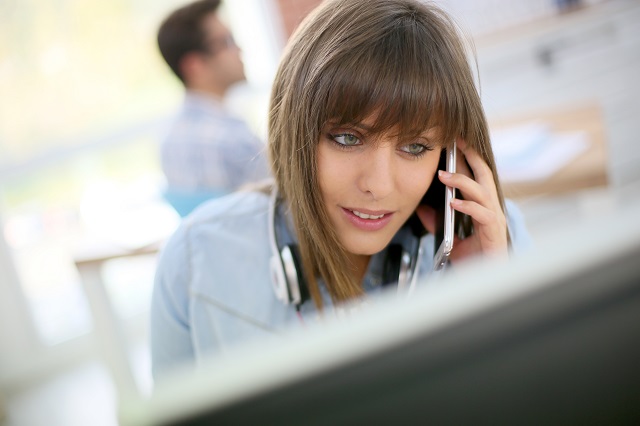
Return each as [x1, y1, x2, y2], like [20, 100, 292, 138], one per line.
[120, 204, 640, 426]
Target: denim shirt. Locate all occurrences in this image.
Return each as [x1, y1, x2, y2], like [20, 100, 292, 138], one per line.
[150, 190, 532, 379]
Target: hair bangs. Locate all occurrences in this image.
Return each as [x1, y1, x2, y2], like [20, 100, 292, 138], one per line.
[313, 18, 463, 149]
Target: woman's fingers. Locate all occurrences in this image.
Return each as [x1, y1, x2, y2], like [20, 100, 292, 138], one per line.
[453, 199, 507, 244]
[440, 139, 501, 210]
[438, 170, 501, 215]
[455, 143, 473, 179]
[456, 138, 495, 189]
[450, 198, 498, 227]
[435, 138, 509, 261]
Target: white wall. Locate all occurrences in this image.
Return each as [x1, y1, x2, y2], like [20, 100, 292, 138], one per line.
[221, 0, 287, 140]
[437, 0, 606, 37]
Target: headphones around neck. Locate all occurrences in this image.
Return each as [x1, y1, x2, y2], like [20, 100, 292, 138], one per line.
[268, 190, 423, 308]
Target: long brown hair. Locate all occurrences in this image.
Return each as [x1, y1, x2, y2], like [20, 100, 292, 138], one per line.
[268, 0, 505, 309]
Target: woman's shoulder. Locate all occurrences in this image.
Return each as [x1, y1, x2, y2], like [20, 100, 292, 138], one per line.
[504, 198, 533, 253]
[158, 190, 271, 262]
[187, 189, 271, 225]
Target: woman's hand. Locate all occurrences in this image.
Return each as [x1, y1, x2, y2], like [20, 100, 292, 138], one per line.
[416, 138, 508, 263]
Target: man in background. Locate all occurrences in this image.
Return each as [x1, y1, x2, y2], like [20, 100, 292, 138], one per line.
[157, 0, 270, 216]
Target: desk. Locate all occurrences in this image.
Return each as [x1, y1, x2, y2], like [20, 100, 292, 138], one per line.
[75, 240, 161, 400]
[489, 103, 609, 199]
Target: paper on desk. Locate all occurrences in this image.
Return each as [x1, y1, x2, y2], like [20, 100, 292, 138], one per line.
[491, 122, 590, 183]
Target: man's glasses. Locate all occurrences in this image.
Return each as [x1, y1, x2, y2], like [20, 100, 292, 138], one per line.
[202, 34, 237, 56]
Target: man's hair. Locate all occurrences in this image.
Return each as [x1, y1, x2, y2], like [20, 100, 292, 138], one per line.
[268, 0, 507, 308]
[157, 0, 222, 83]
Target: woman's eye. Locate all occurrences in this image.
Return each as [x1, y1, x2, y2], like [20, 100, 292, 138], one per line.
[332, 133, 360, 146]
[401, 143, 430, 156]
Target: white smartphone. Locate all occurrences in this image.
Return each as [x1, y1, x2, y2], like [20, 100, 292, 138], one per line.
[433, 142, 456, 271]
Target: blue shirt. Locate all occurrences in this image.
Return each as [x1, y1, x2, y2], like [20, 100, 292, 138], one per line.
[160, 91, 270, 192]
[150, 189, 532, 379]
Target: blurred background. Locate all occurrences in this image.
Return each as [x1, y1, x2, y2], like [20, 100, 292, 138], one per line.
[1, 0, 638, 424]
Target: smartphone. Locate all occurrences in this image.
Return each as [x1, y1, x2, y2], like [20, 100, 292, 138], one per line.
[432, 143, 456, 271]
[403, 141, 458, 291]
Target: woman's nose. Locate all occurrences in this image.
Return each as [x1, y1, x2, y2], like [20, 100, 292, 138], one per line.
[358, 145, 395, 200]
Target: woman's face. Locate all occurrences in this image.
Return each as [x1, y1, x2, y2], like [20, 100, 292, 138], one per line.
[317, 114, 442, 261]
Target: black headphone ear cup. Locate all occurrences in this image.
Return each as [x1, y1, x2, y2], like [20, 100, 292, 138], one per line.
[383, 243, 416, 289]
[383, 244, 403, 286]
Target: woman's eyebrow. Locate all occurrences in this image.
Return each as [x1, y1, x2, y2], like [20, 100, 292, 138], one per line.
[353, 122, 373, 132]
[326, 120, 373, 132]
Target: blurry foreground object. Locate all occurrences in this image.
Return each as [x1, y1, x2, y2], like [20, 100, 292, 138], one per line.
[118, 196, 640, 425]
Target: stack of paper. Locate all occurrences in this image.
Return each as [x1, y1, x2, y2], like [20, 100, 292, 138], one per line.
[491, 122, 590, 183]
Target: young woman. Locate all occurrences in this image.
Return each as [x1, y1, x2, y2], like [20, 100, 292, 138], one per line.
[151, 0, 531, 379]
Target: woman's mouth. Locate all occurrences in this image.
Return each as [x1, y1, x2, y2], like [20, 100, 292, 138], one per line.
[342, 208, 393, 231]
[351, 210, 385, 220]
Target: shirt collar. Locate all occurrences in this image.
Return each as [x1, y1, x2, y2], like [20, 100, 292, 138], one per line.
[183, 90, 225, 112]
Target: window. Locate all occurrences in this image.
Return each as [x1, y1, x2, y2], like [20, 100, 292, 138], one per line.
[0, 1, 183, 345]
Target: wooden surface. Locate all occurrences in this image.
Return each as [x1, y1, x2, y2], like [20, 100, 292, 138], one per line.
[74, 239, 161, 268]
[489, 103, 609, 199]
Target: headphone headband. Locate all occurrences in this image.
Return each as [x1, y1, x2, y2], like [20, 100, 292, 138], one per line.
[269, 189, 308, 307]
